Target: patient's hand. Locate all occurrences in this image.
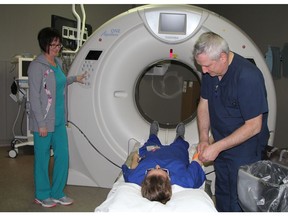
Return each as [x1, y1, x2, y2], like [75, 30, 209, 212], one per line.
[192, 152, 203, 166]
[133, 152, 140, 161]
[131, 152, 140, 169]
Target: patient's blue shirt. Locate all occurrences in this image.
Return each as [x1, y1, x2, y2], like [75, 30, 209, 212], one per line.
[122, 134, 206, 188]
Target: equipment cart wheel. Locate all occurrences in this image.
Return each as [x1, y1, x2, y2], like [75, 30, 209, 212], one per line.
[9, 149, 18, 158]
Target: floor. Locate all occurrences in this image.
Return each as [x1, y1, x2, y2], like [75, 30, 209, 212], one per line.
[0, 145, 111, 212]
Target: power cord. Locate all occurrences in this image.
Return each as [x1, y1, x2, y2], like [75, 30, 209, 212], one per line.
[68, 120, 121, 169]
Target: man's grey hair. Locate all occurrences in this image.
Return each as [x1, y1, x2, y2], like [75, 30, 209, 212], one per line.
[193, 32, 230, 60]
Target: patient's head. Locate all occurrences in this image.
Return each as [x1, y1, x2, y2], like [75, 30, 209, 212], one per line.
[141, 165, 172, 204]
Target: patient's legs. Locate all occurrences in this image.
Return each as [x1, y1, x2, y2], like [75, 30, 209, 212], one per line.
[150, 121, 159, 136]
[139, 121, 162, 156]
[175, 122, 185, 140]
[171, 123, 188, 151]
[139, 134, 162, 157]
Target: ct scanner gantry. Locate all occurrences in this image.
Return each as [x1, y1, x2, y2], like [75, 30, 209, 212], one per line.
[66, 4, 276, 189]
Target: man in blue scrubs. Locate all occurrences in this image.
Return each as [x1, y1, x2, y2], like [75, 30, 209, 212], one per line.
[193, 32, 269, 212]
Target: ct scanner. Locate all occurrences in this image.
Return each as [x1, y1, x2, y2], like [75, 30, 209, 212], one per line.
[66, 4, 277, 189]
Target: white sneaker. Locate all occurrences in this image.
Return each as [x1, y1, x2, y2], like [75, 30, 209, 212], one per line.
[34, 198, 56, 208]
[52, 196, 73, 205]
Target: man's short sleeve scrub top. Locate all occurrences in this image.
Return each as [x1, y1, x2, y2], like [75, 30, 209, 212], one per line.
[200, 53, 269, 157]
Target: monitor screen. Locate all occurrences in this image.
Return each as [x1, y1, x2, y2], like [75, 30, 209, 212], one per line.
[18, 57, 34, 80]
[159, 13, 187, 35]
[85, 50, 103, 60]
[51, 15, 92, 51]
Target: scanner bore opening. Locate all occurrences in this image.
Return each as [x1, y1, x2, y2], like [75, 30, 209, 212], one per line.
[135, 60, 201, 129]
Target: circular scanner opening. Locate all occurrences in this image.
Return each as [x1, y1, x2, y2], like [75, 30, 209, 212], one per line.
[135, 60, 201, 129]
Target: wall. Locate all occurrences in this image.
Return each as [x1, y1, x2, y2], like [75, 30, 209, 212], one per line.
[1, 4, 287, 149]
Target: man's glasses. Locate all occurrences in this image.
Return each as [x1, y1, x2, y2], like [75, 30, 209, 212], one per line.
[145, 168, 170, 176]
[49, 44, 63, 49]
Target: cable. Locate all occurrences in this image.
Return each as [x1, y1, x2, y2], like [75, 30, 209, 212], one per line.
[12, 102, 22, 138]
[9, 62, 16, 74]
[20, 97, 28, 136]
[205, 170, 215, 176]
[68, 120, 121, 169]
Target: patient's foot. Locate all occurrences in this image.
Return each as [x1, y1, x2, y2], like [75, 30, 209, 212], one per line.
[175, 122, 185, 139]
[150, 121, 159, 136]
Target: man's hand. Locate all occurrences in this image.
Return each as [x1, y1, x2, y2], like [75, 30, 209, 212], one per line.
[199, 143, 220, 163]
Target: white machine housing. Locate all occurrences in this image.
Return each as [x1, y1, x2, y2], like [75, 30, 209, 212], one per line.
[67, 5, 276, 188]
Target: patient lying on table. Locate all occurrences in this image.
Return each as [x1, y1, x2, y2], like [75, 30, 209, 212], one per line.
[121, 121, 206, 204]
